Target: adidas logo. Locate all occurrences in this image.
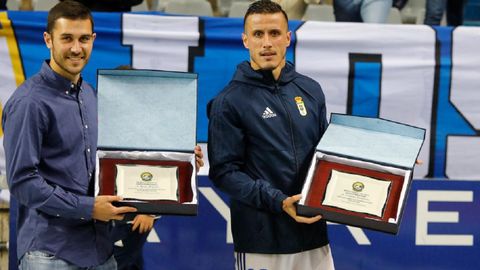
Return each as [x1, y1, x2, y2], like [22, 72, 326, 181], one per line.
[262, 107, 277, 119]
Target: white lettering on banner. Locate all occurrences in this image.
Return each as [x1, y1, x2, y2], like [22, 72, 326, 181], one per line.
[447, 137, 480, 180]
[149, 182, 477, 247]
[345, 226, 371, 245]
[122, 14, 199, 72]
[446, 27, 480, 180]
[416, 190, 473, 246]
[328, 222, 371, 245]
[295, 22, 435, 178]
[0, 33, 11, 182]
[147, 225, 161, 243]
[199, 183, 372, 246]
[199, 187, 233, 243]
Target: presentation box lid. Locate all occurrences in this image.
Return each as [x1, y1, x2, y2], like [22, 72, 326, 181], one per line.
[97, 69, 197, 152]
[317, 114, 425, 169]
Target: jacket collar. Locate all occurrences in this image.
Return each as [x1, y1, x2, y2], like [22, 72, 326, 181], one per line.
[233, 61, 297, 90]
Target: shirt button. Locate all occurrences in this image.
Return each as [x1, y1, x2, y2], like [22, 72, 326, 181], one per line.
[79, 100, 83, 104]
[56, 214, 60, 217]
[85, 125, 88, 129]
[65, 91, 69, 95]
[89, 173, 92, 177]
[87, 148, 91, 152]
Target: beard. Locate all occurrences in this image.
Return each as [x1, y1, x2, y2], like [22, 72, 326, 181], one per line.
[51, 45, 88, 79]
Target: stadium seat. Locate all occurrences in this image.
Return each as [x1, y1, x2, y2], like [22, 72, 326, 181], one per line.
[35, 0, 59, 11]
[7, 0, 45, 11]
[132, 0, 150, 11]
[165, 0, 213, 16]
[228, 1, 251, 18]
[302, 4, 335, 22]
[6, 0, 19, 10]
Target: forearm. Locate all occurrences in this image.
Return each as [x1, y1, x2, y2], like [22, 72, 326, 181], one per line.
[212, 169, 287, 213]
[9, 173, 94, 220]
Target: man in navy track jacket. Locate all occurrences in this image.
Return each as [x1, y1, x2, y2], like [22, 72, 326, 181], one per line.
[207, 0, 335, 269]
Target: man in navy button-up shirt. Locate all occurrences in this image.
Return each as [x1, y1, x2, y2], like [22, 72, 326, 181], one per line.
[2, 1, 137, 269]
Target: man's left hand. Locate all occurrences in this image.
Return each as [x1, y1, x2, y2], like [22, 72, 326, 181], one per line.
[282, 194, 322, 224]
[194, 145, 204, 171]
[131, 214, 154, 234]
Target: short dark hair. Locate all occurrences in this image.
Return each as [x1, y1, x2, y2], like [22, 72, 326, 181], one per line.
[46, 0, 94, 34]
[244, 0, 288, 27]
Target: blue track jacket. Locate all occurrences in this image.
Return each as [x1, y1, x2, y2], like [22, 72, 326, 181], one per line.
[208, 61, 329, 253]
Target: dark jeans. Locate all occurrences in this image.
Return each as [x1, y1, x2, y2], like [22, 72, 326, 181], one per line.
[424, 0, 466, 26]
[334, 0, 392, 23]
[111, 222, 149, 270]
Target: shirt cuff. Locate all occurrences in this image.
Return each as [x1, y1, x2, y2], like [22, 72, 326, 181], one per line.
[78, 195, 95, 220]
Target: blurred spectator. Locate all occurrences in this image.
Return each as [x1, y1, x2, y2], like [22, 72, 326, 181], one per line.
[19, 0, 34, 10]
[274, 0, 322, 20]
[0, 0, 6, 10]
[392, 0, 407, 10]
[64, 0, 145, 11]
[333, 0, 393, 23]
[17, 0, 145, 11]
[424, 0, 466, 26]
[145, 0, 157, 10]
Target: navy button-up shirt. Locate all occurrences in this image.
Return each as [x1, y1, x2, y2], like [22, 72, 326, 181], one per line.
[2, 61, 112, 267]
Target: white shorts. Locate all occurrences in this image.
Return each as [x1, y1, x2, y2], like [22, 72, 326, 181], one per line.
[235, 245, 335, 270]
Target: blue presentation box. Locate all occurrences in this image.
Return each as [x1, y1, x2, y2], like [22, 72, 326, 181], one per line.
[298, 113, 425, 234]
[95, 69, 198, 215]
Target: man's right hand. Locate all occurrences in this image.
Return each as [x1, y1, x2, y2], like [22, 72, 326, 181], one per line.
[92, 195, 137, 222]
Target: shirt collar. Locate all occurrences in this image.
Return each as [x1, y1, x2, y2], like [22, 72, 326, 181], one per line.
[39, 60, 84, 93]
